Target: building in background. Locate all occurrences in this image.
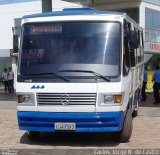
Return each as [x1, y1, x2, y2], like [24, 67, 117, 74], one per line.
[0, 0, 81, 88]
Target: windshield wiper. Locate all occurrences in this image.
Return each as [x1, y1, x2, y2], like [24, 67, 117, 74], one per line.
[23, 72, 70, 82]
[58, 70, 110, 82]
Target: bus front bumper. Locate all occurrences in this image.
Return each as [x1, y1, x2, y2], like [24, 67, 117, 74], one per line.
[17, 111, 126, 132]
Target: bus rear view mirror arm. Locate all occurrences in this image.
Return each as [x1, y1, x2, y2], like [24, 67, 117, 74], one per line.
[13, 34, 19, 53]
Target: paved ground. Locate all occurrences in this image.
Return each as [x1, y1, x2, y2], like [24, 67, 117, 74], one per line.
[0, 91, 160, 154]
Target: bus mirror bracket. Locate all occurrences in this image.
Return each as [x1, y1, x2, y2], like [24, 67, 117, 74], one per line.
[13, 34, 19, 54]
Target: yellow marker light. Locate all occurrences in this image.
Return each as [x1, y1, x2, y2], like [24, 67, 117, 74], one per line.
[115, 95, 122, 104]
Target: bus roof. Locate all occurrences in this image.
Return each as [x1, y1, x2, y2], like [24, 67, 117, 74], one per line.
[23, 7, 124, 19]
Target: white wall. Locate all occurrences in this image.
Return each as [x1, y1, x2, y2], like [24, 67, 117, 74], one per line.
[0, 1, 41, 51]
[0, 0, 82, 52]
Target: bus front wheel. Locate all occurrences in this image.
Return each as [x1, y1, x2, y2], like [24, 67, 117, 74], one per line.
[28, 131, 40, 141]
[112, 113, 133, 143]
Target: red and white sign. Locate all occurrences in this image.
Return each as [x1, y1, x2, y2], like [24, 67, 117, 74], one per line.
[144, 42, 160, 53]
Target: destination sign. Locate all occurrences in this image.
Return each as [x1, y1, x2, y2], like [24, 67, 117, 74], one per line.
[31, 25, 62, 33]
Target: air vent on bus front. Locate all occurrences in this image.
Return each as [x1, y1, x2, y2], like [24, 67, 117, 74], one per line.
[37, 93, 96, 106]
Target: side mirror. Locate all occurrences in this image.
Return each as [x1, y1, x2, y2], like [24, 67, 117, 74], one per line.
[13, 34, 19, 53]
[129, 30, 140, 50]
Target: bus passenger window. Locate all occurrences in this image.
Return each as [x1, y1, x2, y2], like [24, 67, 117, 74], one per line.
[123, 22, 131, 76]
[123, 42, 130, 75]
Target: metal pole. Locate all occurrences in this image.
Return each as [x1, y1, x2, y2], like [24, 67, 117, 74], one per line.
[42, 0, 52, 13]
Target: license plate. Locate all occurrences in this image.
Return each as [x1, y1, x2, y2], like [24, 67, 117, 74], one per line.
[55, 123, 76, 131]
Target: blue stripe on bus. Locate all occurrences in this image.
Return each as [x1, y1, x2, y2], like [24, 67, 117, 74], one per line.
[17, 111, 126, 132]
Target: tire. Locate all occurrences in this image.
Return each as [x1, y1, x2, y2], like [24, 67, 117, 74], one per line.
[112, 112, 133, 143]
[132, 109, 138, 117]
[28, 131, 40, 141]
[132, 100, 139, 118]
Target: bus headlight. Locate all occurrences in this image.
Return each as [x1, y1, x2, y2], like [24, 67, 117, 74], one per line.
[104, 95, 114, 103]
[99, 94, 123, 106]
[17, 93, 35, 106]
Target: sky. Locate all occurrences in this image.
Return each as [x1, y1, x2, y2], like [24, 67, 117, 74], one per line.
[0, 0, 40, 5]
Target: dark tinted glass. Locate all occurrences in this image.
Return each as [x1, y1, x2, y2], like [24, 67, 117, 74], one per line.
[19, 22, 121, 80]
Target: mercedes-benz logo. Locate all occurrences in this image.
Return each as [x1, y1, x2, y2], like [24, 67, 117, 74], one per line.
[60, 94, 70, 106]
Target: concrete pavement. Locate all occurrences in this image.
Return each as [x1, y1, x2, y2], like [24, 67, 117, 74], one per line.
[139, 92, 160, 117]
[0, 91, 16, 110]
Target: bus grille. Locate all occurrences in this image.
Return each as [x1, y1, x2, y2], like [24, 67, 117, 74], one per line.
[37, 93, 96, 106]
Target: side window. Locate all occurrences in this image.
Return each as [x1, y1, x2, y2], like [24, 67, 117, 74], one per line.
[134, 28, 141, 64]
[140, 31, 144, 62]
[123, 20, 131, 76]
[133, 28, 144, 64]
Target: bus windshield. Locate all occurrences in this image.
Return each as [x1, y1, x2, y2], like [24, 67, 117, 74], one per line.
[19, 21, 121, 82]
